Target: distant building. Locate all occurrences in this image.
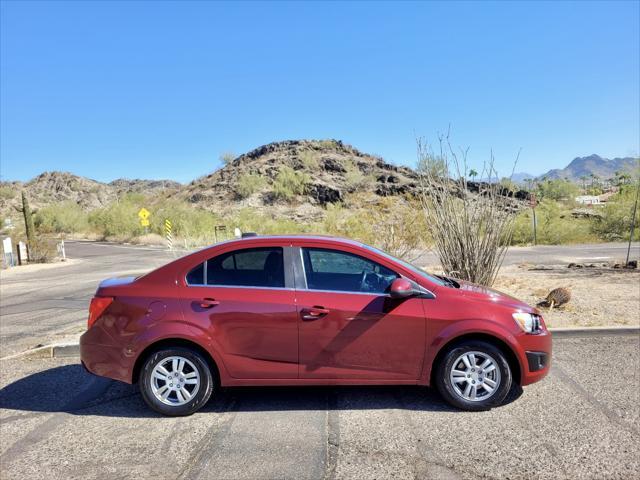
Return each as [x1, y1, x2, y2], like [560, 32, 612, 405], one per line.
[597, 191, 615, 203]
[575, 195, 601, 205]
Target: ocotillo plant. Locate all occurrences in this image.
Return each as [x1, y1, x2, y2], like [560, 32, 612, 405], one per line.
[416, 133, 520, 286]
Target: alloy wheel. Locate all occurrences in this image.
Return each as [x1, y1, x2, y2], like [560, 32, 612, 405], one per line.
[150, 355, 201, 406]
[449, 351, 501, 402]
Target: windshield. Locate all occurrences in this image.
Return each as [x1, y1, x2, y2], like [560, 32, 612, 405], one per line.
[363, 245, 448, 287]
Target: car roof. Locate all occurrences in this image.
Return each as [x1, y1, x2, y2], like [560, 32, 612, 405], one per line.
[211, 234, 365, 249]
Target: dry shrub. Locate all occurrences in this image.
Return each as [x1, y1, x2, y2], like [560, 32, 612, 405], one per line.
[323, 195, 427, 261]
[417, 135, 519, 286]
[28, 238, 58, 263]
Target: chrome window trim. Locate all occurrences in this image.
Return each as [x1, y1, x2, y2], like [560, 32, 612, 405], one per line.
[303, 288, 391, 297]
[298, 247, 309, 289]
[185, 283, 295, 291]
[187, 283, 295, 291]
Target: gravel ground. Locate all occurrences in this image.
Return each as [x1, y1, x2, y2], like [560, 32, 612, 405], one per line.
[1, 334, 638, 480]
[494, 264, 640, 328]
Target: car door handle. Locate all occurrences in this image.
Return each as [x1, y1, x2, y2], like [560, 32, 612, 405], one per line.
[200, 298, 220, 308]
[301, 306, 330, 320]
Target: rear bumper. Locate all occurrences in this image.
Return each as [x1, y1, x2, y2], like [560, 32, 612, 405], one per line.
[517, 329, 552, 386]
[80, 329, 134, 384]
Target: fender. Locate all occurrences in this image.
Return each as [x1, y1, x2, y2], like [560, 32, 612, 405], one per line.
[419, 318, 526, 386]
[127, 319, 231, 384]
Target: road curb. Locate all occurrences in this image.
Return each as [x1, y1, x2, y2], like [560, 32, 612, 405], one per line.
[2, 326, 638, 361]
[0, 342, 80, 361]
[549, 326, 640, 337]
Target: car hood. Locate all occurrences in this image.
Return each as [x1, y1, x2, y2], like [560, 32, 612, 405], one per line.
[453, 279, 536, 313]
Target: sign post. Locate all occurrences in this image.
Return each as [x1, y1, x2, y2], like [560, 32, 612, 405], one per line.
[164, 219, 173, 250]
[138, 208, 150, 233]
[2, 237, 14, 268]
[17, 241, 28, 265]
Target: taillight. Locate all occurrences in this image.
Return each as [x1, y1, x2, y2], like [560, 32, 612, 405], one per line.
[88, 296, 114, 329]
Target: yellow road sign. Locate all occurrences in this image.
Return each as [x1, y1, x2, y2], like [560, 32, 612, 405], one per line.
[140, 218, 150, 227]
[138, 208, 150, 220]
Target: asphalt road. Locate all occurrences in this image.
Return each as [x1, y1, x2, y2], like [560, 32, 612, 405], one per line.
[414, 241, 640, 267]
[0, 240, 638, 358]
[0, 333, 638, 480]
[0, 240, 639, 479]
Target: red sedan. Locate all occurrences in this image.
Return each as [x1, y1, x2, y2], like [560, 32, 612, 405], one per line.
[80, 235, 551, 416]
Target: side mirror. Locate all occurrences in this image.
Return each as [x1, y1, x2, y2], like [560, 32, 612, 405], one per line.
[389, 278, 416, 299]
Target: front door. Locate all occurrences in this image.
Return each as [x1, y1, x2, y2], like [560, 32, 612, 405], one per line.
[180, 246, 298, 379]
[296, 247, 426, 380]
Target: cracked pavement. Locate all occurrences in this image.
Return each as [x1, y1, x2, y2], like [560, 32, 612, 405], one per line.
[0, 333, 638, 479]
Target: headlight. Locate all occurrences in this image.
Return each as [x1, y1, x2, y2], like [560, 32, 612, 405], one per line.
[512, 312, 542, 333]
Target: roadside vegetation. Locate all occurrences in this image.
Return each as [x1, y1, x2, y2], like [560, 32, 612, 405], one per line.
[4, 157, 637, 266]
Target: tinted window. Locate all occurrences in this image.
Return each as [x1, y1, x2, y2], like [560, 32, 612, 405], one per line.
[186, 262, 204, 285]
[207, 247, 284, 288]
[302, 248, 397, 294]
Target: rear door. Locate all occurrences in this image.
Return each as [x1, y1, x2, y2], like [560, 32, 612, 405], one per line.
[295, 246, 426, 380]
[180, 246, 298, 379]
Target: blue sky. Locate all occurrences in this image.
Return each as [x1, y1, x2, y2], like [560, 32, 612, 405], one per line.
[1, 1, 638, 183]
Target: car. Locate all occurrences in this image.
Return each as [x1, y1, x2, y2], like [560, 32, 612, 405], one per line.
[80, 235, 552, 416]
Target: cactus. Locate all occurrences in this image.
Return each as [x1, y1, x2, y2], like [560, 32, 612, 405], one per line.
[21, 191, 36, 246]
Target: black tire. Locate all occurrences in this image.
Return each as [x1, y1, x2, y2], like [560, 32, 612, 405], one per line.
[139, 347, 214, 416]
[435, 340, 512, 411]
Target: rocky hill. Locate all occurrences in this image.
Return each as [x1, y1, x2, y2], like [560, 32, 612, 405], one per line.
[539, 154, 638, 181]
[175, 139, 420, 220]
[0, 172, 182, 216]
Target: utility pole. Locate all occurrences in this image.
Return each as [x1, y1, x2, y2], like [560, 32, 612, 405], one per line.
[625, 180, 639, 266]
[530, 192, 537, 246]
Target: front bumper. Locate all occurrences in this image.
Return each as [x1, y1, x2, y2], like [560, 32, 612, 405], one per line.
[526, 351, 548, 372]
[517, 329, 552, 386]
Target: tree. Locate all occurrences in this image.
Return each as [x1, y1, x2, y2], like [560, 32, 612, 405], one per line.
[468, 168, 478, 180]
[579, 175, 588, 192]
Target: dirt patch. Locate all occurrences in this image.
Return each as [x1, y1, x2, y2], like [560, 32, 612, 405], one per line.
[494, 264, 640, 328]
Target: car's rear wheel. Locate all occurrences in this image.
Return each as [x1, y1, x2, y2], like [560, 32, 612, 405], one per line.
[140, 347, 213, 416]
[435, 340, 512, 411]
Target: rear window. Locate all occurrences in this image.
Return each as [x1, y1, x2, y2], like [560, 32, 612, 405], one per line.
[186, 247, 285, 288]
[186, 262, 204, 285]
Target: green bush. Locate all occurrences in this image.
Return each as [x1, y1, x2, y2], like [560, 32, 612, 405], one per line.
[151, 200, 221, 244]
[591, 187, 640, 241]
[343, 159, 371, 191]
[272, 166, 310, 201]
[299, 150, 320, 171]
[34, 201, 89, 234]
[323, 197, 428, 259]
[88, 195, 146, 238]
[236, 173, 266, 199]
[226, 208, 315, 235]
[536, 179, 580, 201]
[511, 200, 596, 245]
[0, 185, 16, 200]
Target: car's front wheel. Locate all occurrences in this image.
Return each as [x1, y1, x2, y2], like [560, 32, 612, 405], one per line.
[435, 340, 512, 411]
[139, 347, 214, 416]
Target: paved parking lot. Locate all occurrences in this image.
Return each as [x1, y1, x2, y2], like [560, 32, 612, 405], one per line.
[0, 333, 638, 480]
[1, 241, 639, 479]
